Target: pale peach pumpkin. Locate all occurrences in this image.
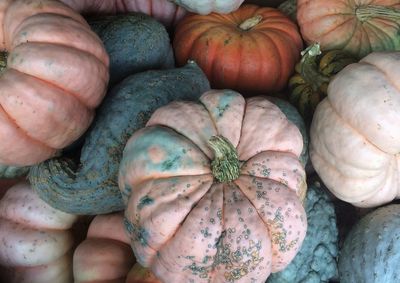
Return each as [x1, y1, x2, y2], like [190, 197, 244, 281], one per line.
[0, 0, 109, 166]
[0, 181, 78, 283]
[60, 0, 187, 26]
[73, 212, 136, 283]
[119, 90, 307, 282]
[310, 52, 400, 207]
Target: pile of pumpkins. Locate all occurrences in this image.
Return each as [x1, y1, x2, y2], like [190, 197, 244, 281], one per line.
[0, 0, 399, 282]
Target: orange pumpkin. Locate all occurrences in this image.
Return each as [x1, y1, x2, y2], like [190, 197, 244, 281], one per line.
[119, 90, 307, 282]
[173, 4, 303, 94]
[0, 0, 109, 166]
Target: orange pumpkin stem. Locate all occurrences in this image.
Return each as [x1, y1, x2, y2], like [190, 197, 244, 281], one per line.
[238, 15, 263, 31]
[356, 5, 400, 22]
[0, 51, 7, 73]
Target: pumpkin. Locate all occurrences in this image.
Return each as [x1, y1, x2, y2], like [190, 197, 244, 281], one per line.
[267, 180, 339, 283]
[29, 62, 210, 215]
[310, 51, 400, 208]
[119, 89, 307, 282]
[297, 0, 400, 58]
[288, 43, 357, 126]
[0, 0, 109, 167]
[0, 164, 29, 179]
[171, 0, 245, 14]
[73, 212, 136, 283]
[87, 13, 174, 86]
[0, 181, 78, 283]
[173, 4, 303, 94]
[60, 0, 187, 27]
[338, 204, 400, 282]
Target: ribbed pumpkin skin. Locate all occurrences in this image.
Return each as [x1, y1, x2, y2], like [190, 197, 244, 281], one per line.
[73, 212, 135, 283]
[0, 0, 109, 166]
[29, 62, 210, 215]
[60, 0, 187, 26]
[119, 90, 307, 282]
[173, 4, 303, 94]
[339, 204, 400, 282]
[297, 0, 400, 58]
[171, 0, 245, 14]
[310, 52, 400, 208]
[87, 13, 174, 85]
[0, 182, 78, 283]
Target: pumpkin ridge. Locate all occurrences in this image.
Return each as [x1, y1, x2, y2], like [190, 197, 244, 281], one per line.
[363, 21, 395, 50]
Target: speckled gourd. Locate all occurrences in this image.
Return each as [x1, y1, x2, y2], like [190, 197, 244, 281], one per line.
[339, 204, 400, 282]
[0, 182, 78, 283]
[87, 13, 174, 86]
[119, 89, 308, 282]
[29, 62, 210, 215]
[267, 180, 339, 283]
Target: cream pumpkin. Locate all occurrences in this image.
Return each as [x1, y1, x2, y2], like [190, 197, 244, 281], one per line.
[310, 51, 400, 207]
[0, 181, 78, 283]
[119, 90, 307, 282]
[171, 0, 245, 14]
[0, 0, 109, 166]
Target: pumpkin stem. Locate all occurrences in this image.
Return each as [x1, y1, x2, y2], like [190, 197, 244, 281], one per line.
[208, 135, 240, 183]
[0, 51, 7, 73]
[299, 43, 330, 92]
[356, 5, 400, 22]
[238, 15, 263, 31]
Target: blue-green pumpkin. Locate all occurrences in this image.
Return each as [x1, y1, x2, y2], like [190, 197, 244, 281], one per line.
[28, 62, 210, 215]
[0, 164, 29, 179]
[87, 13, 174, 86]
[339, 204, 400, 283]
[267, 180, 339, 283]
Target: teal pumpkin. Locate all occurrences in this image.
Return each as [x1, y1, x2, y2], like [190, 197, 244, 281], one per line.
[339, 204, 400, 282]
[0, 164, 29, 179]
[268, 180, 339, 283]
[87, 13, 174, 85]
[28, 62, 210, 215]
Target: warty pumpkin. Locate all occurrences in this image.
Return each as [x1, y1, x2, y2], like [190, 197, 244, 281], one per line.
[29, 62, 210, 215]
[297, 0, 400, 58]
[0, 0, 109, 166]
[119, 89, 307, 282]
[310, 51, 400, 208]
[173, 4, 303, 95]
[0, 181, 78, 283]
[60, 0, 187, 26]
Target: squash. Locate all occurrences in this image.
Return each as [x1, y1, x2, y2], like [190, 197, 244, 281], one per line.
[171, 0, 245, 14]
[310, 51, 400, 207]
[297, 0, 400, 58]
[119, 89, 307, 282]
[60, 0, 187, 26]
[173, 4, 303, 94]
[0, 0, 109, 166]
[267, 180, 339, 283]
[338, 204, 400, 282]
[73, 212, 135, 283]
[288, 43, 357, 126]
[87, 13, 174, 85]
[29, 62, 210, 215]
[0, 181, 78, 283]
[0, 164, 29, 179]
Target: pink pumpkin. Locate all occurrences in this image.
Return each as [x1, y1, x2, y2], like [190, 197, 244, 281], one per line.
[60, 0, 187, 26]
[119, 90, 307, 282]
[0, 181, 78, 283]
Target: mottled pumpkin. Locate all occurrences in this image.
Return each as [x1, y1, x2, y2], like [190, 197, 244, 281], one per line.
[0, 0, 109, 166]
[0, 164, 29, 179]
[29, 62, 210, 215]
[297, 0, 400, 58]
[173, 4, 303, 94]
[288, 44, 357, 126]
[0, 182, 78, 283]
[119, 90, 307, 282]
[310, 51, 400, 207]
[60, 0, 187, 26]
